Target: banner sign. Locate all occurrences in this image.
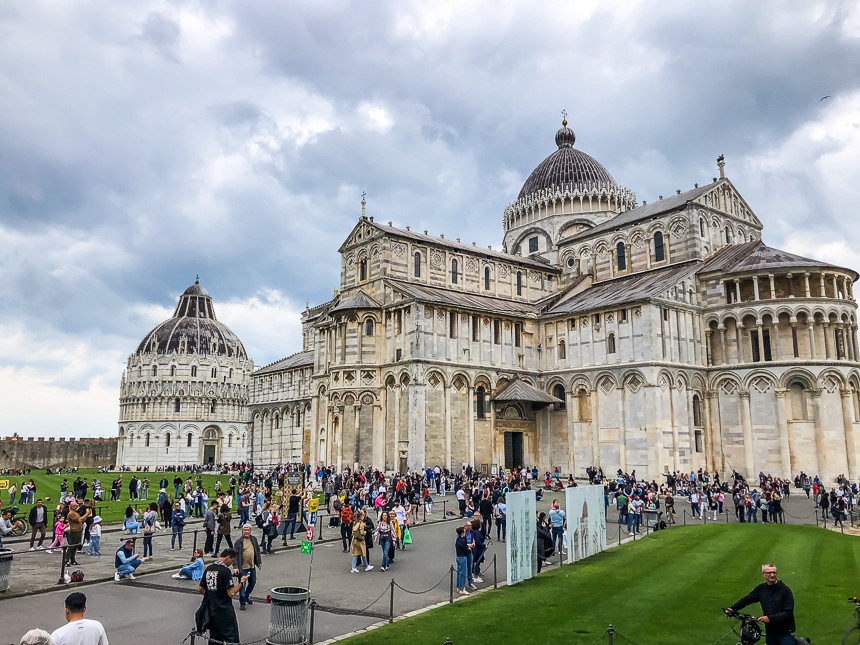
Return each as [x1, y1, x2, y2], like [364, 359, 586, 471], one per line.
[505, 489, 537, 586]
[0, 480, 8, 490]
[300, 540, 313, 554]
[565, 485, 607, 564]
[308, 498, 319, 513]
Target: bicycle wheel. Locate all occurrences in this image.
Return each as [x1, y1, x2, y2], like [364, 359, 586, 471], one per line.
[11, 518, 27, 537]
[842, 624, 860, 645]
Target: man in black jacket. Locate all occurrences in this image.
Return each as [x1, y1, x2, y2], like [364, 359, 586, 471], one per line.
[28, 499, 48, 550]
[726, 563, 796, 645]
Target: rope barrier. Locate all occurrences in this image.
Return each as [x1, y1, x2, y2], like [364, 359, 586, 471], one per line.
[393, 570, 450, 595]
[611, 628, 640, 644]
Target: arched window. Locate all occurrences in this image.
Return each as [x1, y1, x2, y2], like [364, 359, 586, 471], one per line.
[558, 340, 566, 360]
[170, 365, 176, 377]
[187, 432, 192, 447]
[789, 383, 808, 420]
[451, 259, 458, 284]
[242, 433, 246, 448]
[700, 219, 706, 237]
[228, 368, 233, 378]
[191, 365, 197, 377]
[616, 242, 626, 271]
[210, 399, 216, 413]
[484, 267, 491, 290]
[211, 367, 217, 378]
[413, 252, 422, 278]
[274, 415, 280, 429]
[365, 319, 374, 336]
[607, 333, 616, 354]
[476, 386, 486, 419]
[228, 434, 233, 448]
[553, 383, 566, 410]
[359, 258, 367, 281]
[152, 365, 158, 377]
[516, 271, 523, 296]
[725, 227, 733, 244]
[129, 434, 134, 447]
[165, 433, 171, 447]
[174, 397, 181, 412]
[137, 365, 142, 377]
[692, 394, 702, 427]
[654, 231, 665, 262]
[145, 433, 151, 448]
[577, 388, 591, 421]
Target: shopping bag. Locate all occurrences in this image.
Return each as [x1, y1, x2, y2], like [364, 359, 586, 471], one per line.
[402, 526, 412, 545]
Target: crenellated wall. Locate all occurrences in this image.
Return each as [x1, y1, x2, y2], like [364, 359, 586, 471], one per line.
[0, 437, 117, 469]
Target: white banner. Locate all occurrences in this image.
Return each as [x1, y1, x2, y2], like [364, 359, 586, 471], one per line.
[505, 489, 537, 586]
[564, 485, 607, 564]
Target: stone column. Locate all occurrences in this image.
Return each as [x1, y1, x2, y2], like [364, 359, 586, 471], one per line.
[804, 272, 811, 297]
[853, 326, 859, 361]
[819, 273, 827, 298]
[807, 323, 816, 357]
[719, 326, 727, 365]
[705, 330, 713, 366]
[740, 390, 755, 478]
[393, 386, 401, 471]
[756, 323, 765, 362]
[810, 389, 826, 478]
[774, 389, 792, 477]
[444, 383, 453, 472]
[752, 276, 760, 301]
[591, 388, 600, 468]
[372, 401, 384, 470]
[566, 388, 576, 475]
[768, 274, 776, 299]
[833, 275, 839, 298]
[734, 279, 741, 303]
[467, 386, 475, 469]
[840, 388, 858, 480]
[736, 324, 745, 363]
[310, 394, 320, 465]
[822, 323, 832, 359]
[705, 391, 722, 474]
[407, 377, 426, 472]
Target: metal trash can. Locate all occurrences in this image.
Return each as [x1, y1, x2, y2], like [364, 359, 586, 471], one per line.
[0, 548, 13, 592]
[643, 510, 663, 531]
[267, 586, 309, 645]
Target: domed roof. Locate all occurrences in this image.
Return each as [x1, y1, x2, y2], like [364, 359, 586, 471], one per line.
[135, 278, 248, 359]
[517, 118, 619, 200]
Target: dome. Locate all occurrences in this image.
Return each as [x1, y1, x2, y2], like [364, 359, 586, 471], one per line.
[135, 278, 248, 359]
[517, 118, 619, 200]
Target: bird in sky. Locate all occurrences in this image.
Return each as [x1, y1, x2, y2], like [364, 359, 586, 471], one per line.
[820, 95, 831, 101]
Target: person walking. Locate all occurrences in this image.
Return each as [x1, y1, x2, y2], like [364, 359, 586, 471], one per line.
[50, 592, 108, 645]
[235, 525, 262, 611]
[494, 496, 507, 541]
[28, 499, 48, 551]
[215, 503, 233, 554]
[339, 504, 354, 553]
[376, 511, 393, 572]
[197, 549, 248, 644]
[349, 513, 369, 573]
[203, 500, 218, 555]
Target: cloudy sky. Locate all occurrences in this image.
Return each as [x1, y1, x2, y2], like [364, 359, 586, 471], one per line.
[2, 1, 860, 438]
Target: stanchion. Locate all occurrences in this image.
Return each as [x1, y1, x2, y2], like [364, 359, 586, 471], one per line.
[389, 579, 395, 624]
[57, 545, 68, 584]
[493, 554, 498, 589]
[607, 624, 615, 645]
[192, 530, 199, 553]
[725, 511, 729, 524]
[683, 511, 687, 526]
[423, 503, 427, 523]
[190, 631, 197, 645]
[449, 565, 454, 603]
[309, 599, 316, 644]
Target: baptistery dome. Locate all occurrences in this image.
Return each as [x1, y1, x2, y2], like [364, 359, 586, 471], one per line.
[135, 278, 248, 359]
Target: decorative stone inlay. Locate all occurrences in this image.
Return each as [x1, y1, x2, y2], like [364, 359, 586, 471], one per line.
[465, 258, 477, 272]
[392, 242, 404, 256]
[430, 249, 443, 268]
[751, 377, 772, 394]
[626, 375, 642, 392]
[600, 377, 615, 394]
[499, 264, 510, 278]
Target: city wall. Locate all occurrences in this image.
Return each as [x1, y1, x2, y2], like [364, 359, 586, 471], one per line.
[0, 437, 118, 470]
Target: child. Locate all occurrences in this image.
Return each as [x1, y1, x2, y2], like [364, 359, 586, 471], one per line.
[87, 516, 102, 555]
[171, 548, 205, 580]
[46, 515, 67, 554]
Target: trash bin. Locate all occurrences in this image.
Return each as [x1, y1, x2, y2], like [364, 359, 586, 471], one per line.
[267, 586, 309, 645]
[643, 510, 664, 531]
[0, 548, 13, 592]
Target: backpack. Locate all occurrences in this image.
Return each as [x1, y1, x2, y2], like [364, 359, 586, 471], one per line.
[255, 514, 265, 528]
[341, 507, 354, 525]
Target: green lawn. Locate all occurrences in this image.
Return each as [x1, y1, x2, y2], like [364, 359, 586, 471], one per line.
[341, 524, 859, 645]
[0, 468, 233, 524]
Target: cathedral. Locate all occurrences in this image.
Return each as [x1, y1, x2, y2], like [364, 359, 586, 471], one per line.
[118, 118, 860, 483]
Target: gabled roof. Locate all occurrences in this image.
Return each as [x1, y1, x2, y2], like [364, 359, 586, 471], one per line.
[493, 378, 562, 404]
[386, 279, 540, 316]
[341, 217, 561, 272]
[329, 290, 381, 314]
[544, 261, 700, 315]
[569, 183, 716, 242]
[254, 350, 314, 375]
[697, 239, 856, 277]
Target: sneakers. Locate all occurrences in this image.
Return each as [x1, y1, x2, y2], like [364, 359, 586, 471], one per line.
[239, 604, 246, 611]
[172, 573, 183, 579]
[457, 589, 470, 595]
[473, 576, 483, 583]
[28, 547, 35, 552]
[114, 572, 121, 582]
[380, 566, 388, 572]
[468, 583, 478, 590]
[247, 599, 253, 605]
[127, 574, 136, 580]
[46, 549, 53, 554]
[36, 545, 44, 550]
[350, 568, 358, 573]
[365, 565, 374, 572]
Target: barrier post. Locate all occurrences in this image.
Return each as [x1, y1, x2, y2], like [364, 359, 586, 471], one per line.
[57, 546, 68, 584]
[389, 579, 395, 624]
[493, 554, 498, 589]
[192, 530, 199, 553]
[449, 565, 454, 603]
[607, 624, 615, 645]
[190, 631, 197, 645]
[309, 599, 316, 644]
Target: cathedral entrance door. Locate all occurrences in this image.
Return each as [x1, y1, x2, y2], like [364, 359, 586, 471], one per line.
[203, 445, 215, 464]
[504, 432, 523, 470]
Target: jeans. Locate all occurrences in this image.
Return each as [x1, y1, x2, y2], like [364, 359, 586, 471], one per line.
[496, 518, 506, 541]
[172, 525, 183, 549]
[117, 558, 142, 576]
[351, 555, 364, 570]
[691, 502, 700, 517]
[143, 535, 153, 557]
[285, 512, 298, 539]
[30, 522, 47, 548]
[456, 556, 468, 590]
[626, 512, 635, 533]
[747, 507, 758, 523]
[179, 563, 197, 578]
[551, 526, 564, 552]
[88, 536, 101, 556]
[204, 529, 214, 554]
[380, 538, 392, 568]
[238, 507, 250, 526]
[214, 533, 233, 554]
[8, 492, 15, 505]
[239, 567, 256, 605]
[466, 551, 474, 584]
[340, 524, 352, 551]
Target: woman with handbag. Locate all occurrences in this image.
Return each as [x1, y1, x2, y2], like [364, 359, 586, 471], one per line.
[349, 511, 370, 573]
[171, 502, 186, 550]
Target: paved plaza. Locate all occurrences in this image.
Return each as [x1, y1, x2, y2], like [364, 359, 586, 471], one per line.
[0, 492, 835, 645]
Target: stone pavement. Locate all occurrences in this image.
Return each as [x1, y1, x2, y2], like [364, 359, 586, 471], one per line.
[0, 492, 832, 645]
